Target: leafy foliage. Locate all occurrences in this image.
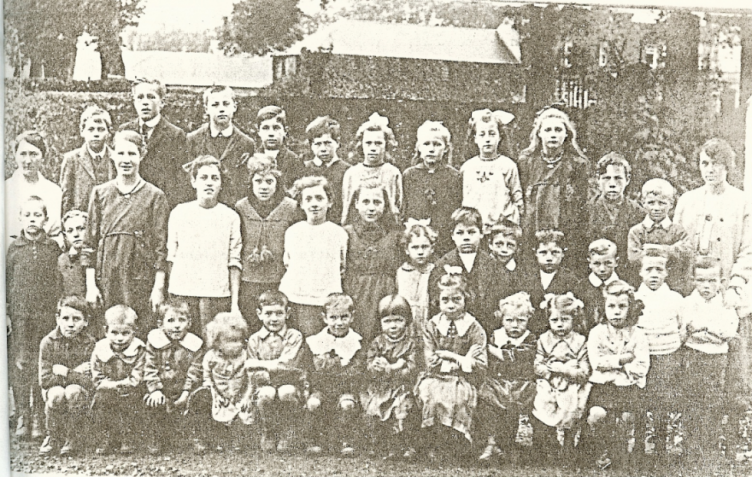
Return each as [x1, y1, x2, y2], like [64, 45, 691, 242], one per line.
[217, 0, 305, 56]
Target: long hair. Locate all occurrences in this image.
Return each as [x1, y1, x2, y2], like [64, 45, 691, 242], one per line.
[344, 179, 399, 230]
[353, 112, 398, 164]
[519, 107, 586, 159]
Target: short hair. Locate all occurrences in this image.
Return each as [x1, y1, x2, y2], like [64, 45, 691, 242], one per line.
[543, 292, 585, 323]
[306, 116, 341, 143]
[596, 152, 631, 177]
[202, 85, 236, 107]
[62, 210, 87, 228]
[113, 130, 147, 157]
[131, 78, 166, 98]
[14, 130, 47, 157]
[290, 175, 332, 203]
[246, 153, 282, 180]
[488, 219, 522, 242]
[57, 295, 91, 322]
[257, 105, 287, 127]
[601, 280, 644, 327]
[692, 256, 722, 276]
[699, 137, 736, 172]
[642, 246, 669, 261]
[354, 112, 398, 159]
[495, 291, 534, 322]
[641, 178, 676, 201]
[20, 195, 48, 218]
[588, 238, 617, 258]
[79, 105, 113, 134]
[104, 305, 138, 329]
[205, 312, 249, 349]
[323, 293, 355, 315]
[184, 155, 222, 181]
[401, 221, 438, 248]
[378, 295, 412, 324]
[158, 298, 190, 324]
[412, 120, 453, 166]
[257, 290, 290, 310]
[437, 272, 471, 300]
[451, 207, 483, 232]
[534, 230, 565, 250]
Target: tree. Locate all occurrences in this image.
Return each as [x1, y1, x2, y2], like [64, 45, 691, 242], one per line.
[217, 0, 305, 56]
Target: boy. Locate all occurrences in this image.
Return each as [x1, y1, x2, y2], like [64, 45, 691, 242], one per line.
[679, 258, 740, 458]
[521, 229, 580, 335]
[90, 305, 146, 455]
[627, 178, 690, 294]
[119, 78, 188, 207]
[586, 153, 644, 279]
[187, 86, 256, 207]
[143, 299, 203, 455]
[57, 210, 88, 298]
[303, 116, 351, 223]
[575, 239, 620, 334]
[246, 291, 307, 453]
[428, 207, 496, 330]
[481, 220, 525, 330]
[257, 106, 302, 191]
[305, 293, 364, 456]
[38, 296, 96, 456]
[60, 106, 115, 215]
[7, 196, 63, 439]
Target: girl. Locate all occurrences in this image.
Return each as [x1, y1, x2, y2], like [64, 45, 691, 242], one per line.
[531, 293, 591, 465]
[518, 107, 590, 268]
[235, 155, 301, 326]
[460, 109, 522, 233]
[167, 156, 242, 338]
[396, 220, 437, 338]
[584, 281, 649, 469]
[83, 130, 169, 334]
[279, 176, 348, 337]
[343, 179, 401, 342]
[416, 273, 487, 459]
[478, 292, 537, 462]
[402, 121, 462, 255]
[360, 295, 420, 459]
[341, 113, 402, 224]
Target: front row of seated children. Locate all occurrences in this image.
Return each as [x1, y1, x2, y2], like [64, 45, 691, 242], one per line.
[35, 259, 741, 468]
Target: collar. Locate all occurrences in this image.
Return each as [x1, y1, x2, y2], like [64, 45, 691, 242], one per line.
[432, 313, 474, 338]
[86, 143, 108, 160]
[306, 328, 362, 365]
[10, 169, 51, 186]
[688, 289, 724, 306]
[147, 328, 203, 352]
[310, 155, 341, 168]
[505, 257, 517, 271]
[11, 229, 50, 245]
[642, 216, 672, 230]
[636, 282, 669, 296]
[209, 123, 233, 138]
[140, 115, 161, 129]
[541, 329, 583, 351]
[400, 262, 434, 274]
[49, 327, 93, 343]
[94, 337, 145, 362]
[493, 328, 530, 347]
[257, 325, 288, 340]
[588, 272, 619, 288]
[540, 269, 557, 282]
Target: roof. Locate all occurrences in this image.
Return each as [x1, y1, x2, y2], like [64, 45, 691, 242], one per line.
[122, 50, 273, 89]
[283, 20, 519, 65]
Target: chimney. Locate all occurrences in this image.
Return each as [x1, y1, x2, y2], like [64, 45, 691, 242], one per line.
[496, 18, 521, 63]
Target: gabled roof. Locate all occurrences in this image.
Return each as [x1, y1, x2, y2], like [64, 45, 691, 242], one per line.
[283, 20, 519, 65]
[122, 50, 273, 89]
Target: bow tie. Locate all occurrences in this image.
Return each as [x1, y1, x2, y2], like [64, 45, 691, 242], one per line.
[447, 321, 458, 338]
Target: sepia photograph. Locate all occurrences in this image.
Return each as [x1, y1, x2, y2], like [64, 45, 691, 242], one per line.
[3, 0, 752, 475]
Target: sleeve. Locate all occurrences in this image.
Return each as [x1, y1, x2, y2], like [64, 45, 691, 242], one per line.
[400, 171, 412, 224]
[228, 212, 242, 270]
[623, 331, 650, 383]
[38, 337, 63, 390]
[534, 338, 551, 379]
[91, 351, 108, 389]
[466, 323, 488, 373]
[507, 162, 524, 211]
[6, 248, 15, 311]
[627, 225, 644, 265]
[65, 341, 95, 389]
[340, 168, 354, 225]
[730, 197, 752, 284]
[666, 224, 691, 262]
[282, 227, 292, 269]
[422, 322, 442, 371]
[276, 332, 305, 369]
[678, 300, 692, 341]
[81, 187, 101, 269]
[151, 191, 170, 272]
[365, 337, 382, 374]
[59, 153, 74, 216]
[183, 349, 205, 392]
[714, 308, 740, 341]
[122, 348, 146, 388]
[400, 341, 420, 378]
[587, 328, 621, 372]
[569, 341, 592, 384]
[166, 208, 179, 264]
[392, 168, 403, 215]
[202, 352, 213, 388]
[143, 343, 163, 393]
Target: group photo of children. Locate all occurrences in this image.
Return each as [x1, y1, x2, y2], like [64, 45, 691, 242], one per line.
[5, 75, 752, 475]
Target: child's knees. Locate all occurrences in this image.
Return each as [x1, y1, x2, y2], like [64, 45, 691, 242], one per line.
[588, 406, 608, 426]
[257, 386, 277, 405]
[64, 384, 86, 402]
[306, 395, 322, 412]
[46, 386, 67, 407]
[338, 394, 357, 412]
[277, 385, 298, 403]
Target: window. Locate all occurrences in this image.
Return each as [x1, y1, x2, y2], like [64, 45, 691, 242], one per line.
[562, 40, 574, 68]
[599, 41, 609, 67]
[642, 44, 665, 69]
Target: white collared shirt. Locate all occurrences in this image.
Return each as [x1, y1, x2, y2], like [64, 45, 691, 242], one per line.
[433, 312, 474, 338]
[588, 272, 619, 288]
[86, 143, 107, 161]
[139, 115, 161, 139]
[540, 269, 557, 290]
[505, 257, 517, 272]
[492, 328, 530, 347]
[642, 216, 672, 231]
[459, 252, 477, 273]
[210, 123, 234, 138]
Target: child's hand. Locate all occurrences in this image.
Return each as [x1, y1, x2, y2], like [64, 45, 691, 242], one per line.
[546, 361, 565, 374]
[149, 287, 165, 313]
[86, 285, 104, 309]
[239, 396, 253, 413]
[52, 365, 69, 377]
[174, 392, 189, 408]
[619, 352, 635, 365]
[369, 357, 389, 372]
[145, 390, 166, 407]
[73, 362, 91, 375]
[98, 380, 117, 391]
[435, 350, 453, 361]
[390, 358, 406, 371]
[468, 344, 484, 359]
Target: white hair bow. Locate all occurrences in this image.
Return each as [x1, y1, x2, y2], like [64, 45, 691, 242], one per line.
[471, 109, 515, 126]
[404, 218, 431, 230]
[444, 265, 463, 276]
[367, 112, 390, 129]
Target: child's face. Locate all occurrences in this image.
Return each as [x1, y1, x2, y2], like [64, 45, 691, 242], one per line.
[406, 234, 434, 267]
[489, 233, 517, 263]
[644, 192, 672, 223]
[604, 294, 630, 328]
[474, 121, 501, 158]
[113, 137, 143, 178]
[640, 256, 668, 291]
[63, 215, 87, 251]
[311, 133, 339, 163]
[15, 140, 44, 180]
[439, 288, 465, 320]
[501, 312, 529, 339]
[536, 242, 564, 274]
[57, 306, 88, 339]
[300, 185, 331, 223]
[381, 314, 408, 340]
[162, 309, 190, 341]
[256, 304, 288, 334]
[355, 187, 385, 223]
[205, 90, 236, 128]
[251, 172, 277, 202]
[588, 250, 617, 281]
[548, 309, 573, 337]
[20, 202, 48, 238]
[81, 118, 109, 152]
[191, 164, 221, 203]
[258, 118, 286, 151]
[417, 131, 447, 167]
[106, 322, 136, 352]
[132, 83, 163, 122]
[694, 267, 722, 301]
[218, 331, 245, 358]
[362, 130, 387, 166]
[699, 151, 728, 187]
[537, 118, 567, 152]
[452, 223, 482, 254]
[598, 164, 629, 202]
[323, 306, 353, 338]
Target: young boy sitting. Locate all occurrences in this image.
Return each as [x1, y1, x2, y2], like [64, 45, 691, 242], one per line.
[303, 116, 351, 222]
[305, 293, 364, 456]
[627, 178, 690, 294]
[575, 239, 620, 334]
[38, 296, 97, 456]
[256, 106, 302, 191]
[143, 299, 204, 455]
[187, 86, 256, 207]
[246, 290, 307, 453]
[60, 105, 115, 215]
[90, 305, 146, 455]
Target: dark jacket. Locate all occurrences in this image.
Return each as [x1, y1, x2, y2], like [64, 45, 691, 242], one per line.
[38, 327, 97, 391]
[59, 145, 116, 215]
[143, 328, 204, 397]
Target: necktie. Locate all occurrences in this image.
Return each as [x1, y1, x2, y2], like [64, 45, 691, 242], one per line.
[140, 123, 151, 143]
[447, 321, 458, 338]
